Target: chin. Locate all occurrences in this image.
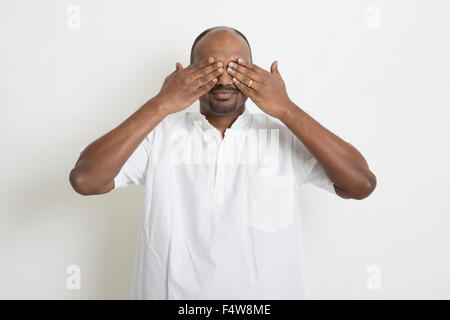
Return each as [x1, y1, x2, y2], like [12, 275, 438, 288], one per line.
[209, 105, 237, 115]
[208, 102, 238, 115]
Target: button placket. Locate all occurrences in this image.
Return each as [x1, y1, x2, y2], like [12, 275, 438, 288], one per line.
[212, 134, 227, 204]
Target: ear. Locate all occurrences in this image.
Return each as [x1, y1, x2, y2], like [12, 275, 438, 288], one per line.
[270, 60, 281, 78]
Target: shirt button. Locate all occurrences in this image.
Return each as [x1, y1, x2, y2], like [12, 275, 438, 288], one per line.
[212, 189, 224, 204]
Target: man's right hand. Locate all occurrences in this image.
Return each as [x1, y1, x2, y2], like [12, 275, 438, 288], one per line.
[69, 57, 223, 195]
[156, 57, 224, 115]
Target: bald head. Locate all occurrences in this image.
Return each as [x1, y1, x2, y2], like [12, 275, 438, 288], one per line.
[191, 26, 252, 116]
[190, 26, 252, 65]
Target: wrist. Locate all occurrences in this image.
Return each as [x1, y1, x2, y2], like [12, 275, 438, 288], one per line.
[277, 100, 299, 121]
[148, 94, 171, 119]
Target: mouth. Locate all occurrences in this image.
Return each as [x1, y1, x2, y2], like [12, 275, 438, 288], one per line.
[209, 90, 237, 100]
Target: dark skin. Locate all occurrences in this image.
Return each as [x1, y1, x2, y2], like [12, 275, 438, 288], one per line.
[193, 29, 376, 199]
[69, 50, 223, 195]
[70, 28, 376, 200]
[193, 30, 251, 134]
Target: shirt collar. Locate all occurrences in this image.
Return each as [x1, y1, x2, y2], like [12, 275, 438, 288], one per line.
[193, 108, 252, 132]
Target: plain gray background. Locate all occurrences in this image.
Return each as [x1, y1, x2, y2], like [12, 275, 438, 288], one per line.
[1, 0, 449, 299]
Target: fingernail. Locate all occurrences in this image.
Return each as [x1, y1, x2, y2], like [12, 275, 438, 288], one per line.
[208, 57, 214, 63]
[217, 62, 223, 67]
[238, 58, 244, 64]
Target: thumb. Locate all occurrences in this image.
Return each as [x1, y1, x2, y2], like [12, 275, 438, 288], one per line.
[270, 60, 281, 77]
[175, 62, 183, 71]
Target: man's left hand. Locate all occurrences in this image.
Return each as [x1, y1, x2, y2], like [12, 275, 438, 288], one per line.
[227, 58, 294, 119]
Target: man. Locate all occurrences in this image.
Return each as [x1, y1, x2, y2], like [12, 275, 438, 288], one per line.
[69, 26, 376, 299]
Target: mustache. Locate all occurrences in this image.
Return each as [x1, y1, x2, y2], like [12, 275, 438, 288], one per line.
[209, 86, 238, 94]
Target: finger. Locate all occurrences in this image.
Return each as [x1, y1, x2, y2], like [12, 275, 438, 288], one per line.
[232, 77, 254, 97]
[197, 77, 218, 96]
[192, 61, 223, 79]
[228, 60, 262, 82]
[165, 62, 181, 79]
[196, 67, 224, 87]
[236, 57, 266, 75]
[270, 60, 281, 78]
[186, 56, 215, 73]
[227, 67, 259, 91]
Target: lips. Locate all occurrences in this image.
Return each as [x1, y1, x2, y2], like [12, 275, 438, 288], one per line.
[210, 90, 237, 100]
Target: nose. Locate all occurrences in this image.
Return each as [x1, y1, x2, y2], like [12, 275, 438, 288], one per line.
[216, 64, 235, 88]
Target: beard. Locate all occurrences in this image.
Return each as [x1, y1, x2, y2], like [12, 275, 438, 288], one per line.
[208, 98, 239, 114]
[205, 90, 242, 115]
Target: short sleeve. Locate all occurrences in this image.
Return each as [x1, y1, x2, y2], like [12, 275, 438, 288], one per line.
[79, 131, 154, 189]
[291, 134, 336, 194]
[113, 132, 154, 188]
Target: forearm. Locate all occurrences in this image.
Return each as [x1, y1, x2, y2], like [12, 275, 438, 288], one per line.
[279, 102, 376, 199]
[69, 95, 168, 195]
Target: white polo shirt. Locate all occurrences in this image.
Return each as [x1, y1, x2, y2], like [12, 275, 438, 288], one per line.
[112, 108, 335, 299]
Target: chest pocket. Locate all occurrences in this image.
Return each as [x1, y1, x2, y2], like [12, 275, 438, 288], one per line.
[245, 174, 297, 233]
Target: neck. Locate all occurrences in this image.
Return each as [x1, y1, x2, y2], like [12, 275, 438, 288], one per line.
[200, 105, 245, 137]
